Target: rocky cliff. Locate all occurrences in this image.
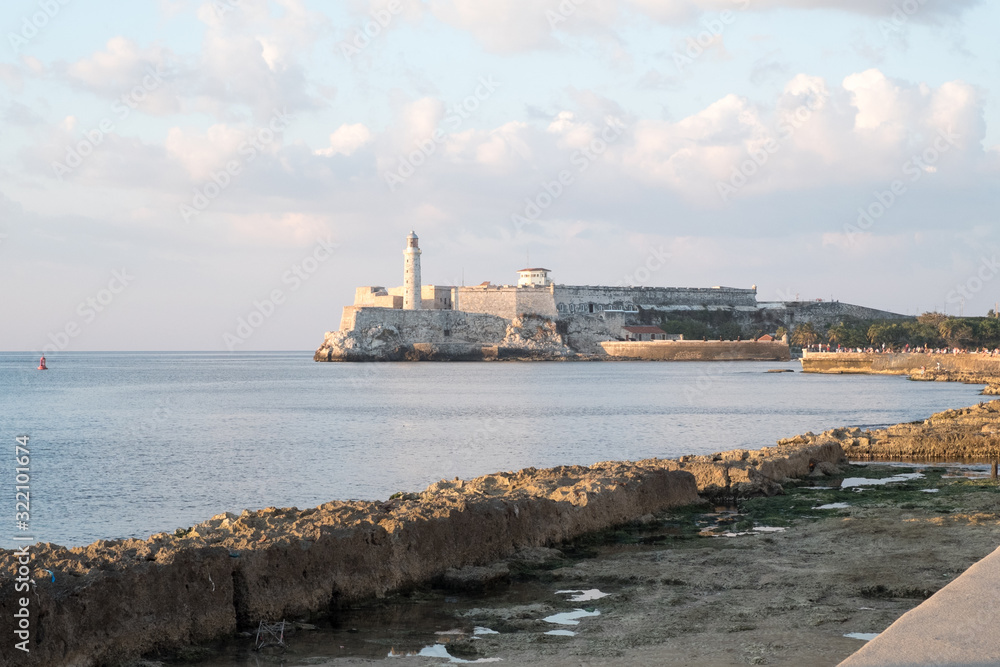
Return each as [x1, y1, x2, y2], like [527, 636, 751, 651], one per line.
[314, 309, 573, 361]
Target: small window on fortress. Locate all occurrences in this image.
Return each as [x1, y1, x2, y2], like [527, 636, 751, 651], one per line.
[588, 304, 594, 313]
[443, 329, 451, 337]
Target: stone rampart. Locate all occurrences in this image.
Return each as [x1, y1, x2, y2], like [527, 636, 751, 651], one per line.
[555, 285, 757, 316]
[457, 285, 558, 319]
[601, 340, 791, 362]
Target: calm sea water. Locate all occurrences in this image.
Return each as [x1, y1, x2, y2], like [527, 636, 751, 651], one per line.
[0, 352, 984, 548]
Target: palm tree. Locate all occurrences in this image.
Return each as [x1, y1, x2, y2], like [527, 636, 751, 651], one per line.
[790, 323, 820, 347]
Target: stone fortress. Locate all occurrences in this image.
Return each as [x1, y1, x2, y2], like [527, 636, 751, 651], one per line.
[314, 232, 907, 361]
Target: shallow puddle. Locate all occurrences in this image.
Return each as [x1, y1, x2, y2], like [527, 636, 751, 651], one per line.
[542, 609, 601, 625]
[556, 589, 610, 602]
[413, 643, 503, 663]
[844, 632, 879, 641]
[841, 472, 924, 488]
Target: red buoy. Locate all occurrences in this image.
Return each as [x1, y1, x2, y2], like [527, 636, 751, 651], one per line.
[38, 356, 47, 370]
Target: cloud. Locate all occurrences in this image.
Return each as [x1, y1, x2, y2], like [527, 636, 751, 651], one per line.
[3, 101, 45, 126]
[45, 1, 327, 123]
[353, 0, 979, 53]
[0, 63, 24, 93]
[315, 124, 374, 157]
[11, 68, 994, 258]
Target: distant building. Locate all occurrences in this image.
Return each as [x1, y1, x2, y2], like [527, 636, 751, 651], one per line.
[757, 334, 775, 342]
[517, 268, 552, 287]
[623, 326, 669, 342]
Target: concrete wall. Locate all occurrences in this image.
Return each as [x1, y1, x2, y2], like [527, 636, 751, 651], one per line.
[800, 352, 1000, 376]
[601, 340, 791, 361]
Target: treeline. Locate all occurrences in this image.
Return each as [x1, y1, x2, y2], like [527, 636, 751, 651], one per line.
[655, 311, 772, 341]
[790, 313, 1000, 349]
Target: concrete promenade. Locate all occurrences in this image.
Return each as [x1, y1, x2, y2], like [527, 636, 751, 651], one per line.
[840, 543, 1000, 666]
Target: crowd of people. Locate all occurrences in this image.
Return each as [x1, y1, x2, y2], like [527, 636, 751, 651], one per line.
[805, 344, 1000, 356]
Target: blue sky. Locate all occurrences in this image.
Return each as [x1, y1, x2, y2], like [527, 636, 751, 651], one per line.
[1, 0, 999, 351]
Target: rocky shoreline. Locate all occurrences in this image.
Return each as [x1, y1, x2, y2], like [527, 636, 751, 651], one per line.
[797, 400, 1000, 461]
[1, 437, 850, 666]
[5, 400, 1000, 666]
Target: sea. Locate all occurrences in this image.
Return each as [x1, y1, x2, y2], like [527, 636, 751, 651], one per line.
[0, 351, 985, 548]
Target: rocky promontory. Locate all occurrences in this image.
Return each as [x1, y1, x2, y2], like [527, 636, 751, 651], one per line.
[314, 312, 574, 361]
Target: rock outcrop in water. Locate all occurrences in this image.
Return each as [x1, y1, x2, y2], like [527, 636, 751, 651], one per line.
[0, 435, 851, 666]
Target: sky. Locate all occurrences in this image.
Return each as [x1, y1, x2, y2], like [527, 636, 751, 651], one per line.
[1, 0, 999, 351]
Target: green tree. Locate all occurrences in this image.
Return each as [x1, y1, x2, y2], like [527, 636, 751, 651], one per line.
[939, 319, 974, 347]
[867, 322, 905, 347]
[827, 322, 867, 348]
[790, 323, 820, 347]
[917, 312, 947, 327]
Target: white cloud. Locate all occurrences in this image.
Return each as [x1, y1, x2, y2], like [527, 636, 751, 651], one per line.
[316, 124, 374, 157]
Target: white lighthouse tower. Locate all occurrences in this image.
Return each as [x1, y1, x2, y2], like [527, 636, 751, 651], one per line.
[403, 230, 422, 310]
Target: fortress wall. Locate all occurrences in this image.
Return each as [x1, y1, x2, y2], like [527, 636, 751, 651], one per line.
[339, 306, 360, 331]
[514, 286, 558, 318]
[457, 287, 519, 319]
[554, 286, 757, 315]
[601, 340, 791, 362]
[350, 307, 509, 344]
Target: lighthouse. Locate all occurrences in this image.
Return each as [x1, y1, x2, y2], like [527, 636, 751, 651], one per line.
[403, 231, 422, 310]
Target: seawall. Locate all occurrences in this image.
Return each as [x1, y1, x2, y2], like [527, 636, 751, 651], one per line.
[601, 340, 791, 362]
[800, 351, 1000, 378]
